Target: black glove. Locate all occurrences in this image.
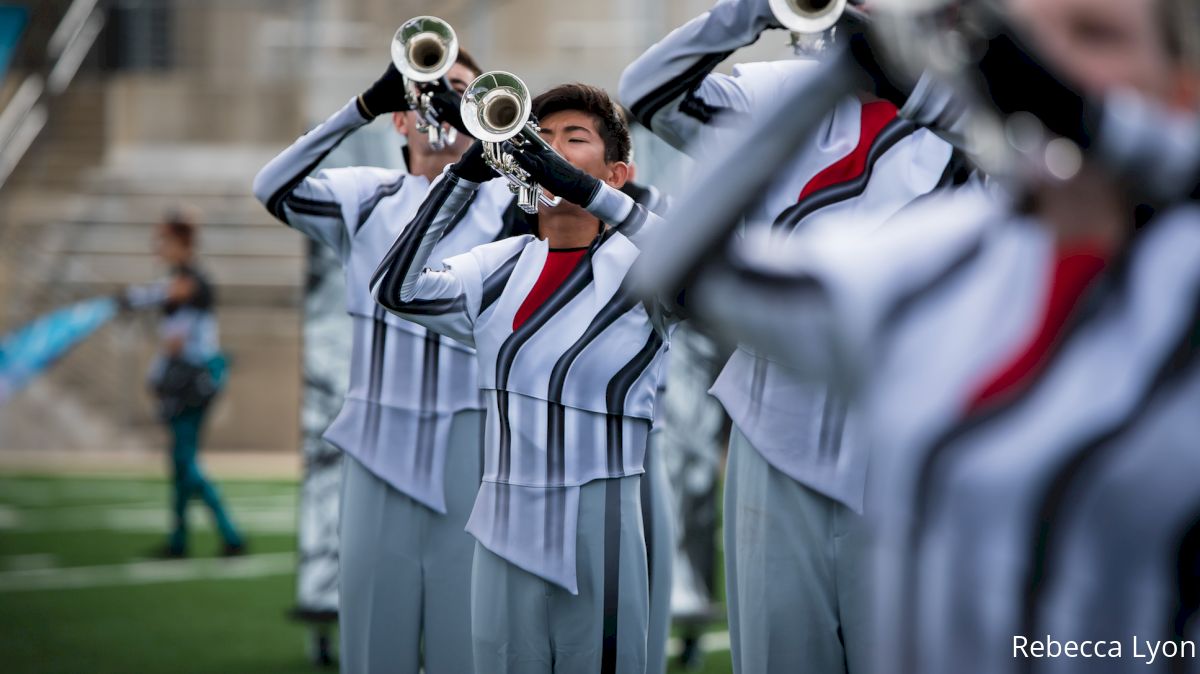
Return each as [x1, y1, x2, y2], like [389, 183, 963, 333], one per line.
[427, 87, 470, 135]
[507, 139, 601, 207]
[357, 63, 410, 119]
[450, 140, 497, 183]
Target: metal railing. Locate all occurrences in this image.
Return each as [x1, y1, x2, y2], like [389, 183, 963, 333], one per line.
[0, 0, 105, 191]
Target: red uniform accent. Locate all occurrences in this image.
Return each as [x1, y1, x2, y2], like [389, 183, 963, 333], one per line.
[513, 248, 589, 331]
[796, 100, 899, 202]
[968, 244, 1109, 410]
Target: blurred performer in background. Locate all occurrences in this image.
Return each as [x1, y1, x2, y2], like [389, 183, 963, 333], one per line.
[666, 0, 1200, 672]
[120, 211, 244, 559]
[373, 84, 672, 674]
[620, 0, 959, 671]
[622, 106, 728, 672]
[252, 45, 511, 674]
[617, 135, 678, 674]
[654, 323, 728, 671]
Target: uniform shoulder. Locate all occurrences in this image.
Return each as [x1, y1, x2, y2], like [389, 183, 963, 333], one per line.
[470, 232, 534, 264]
[317, 165, 410, 198]
[730, 60, 818, 98]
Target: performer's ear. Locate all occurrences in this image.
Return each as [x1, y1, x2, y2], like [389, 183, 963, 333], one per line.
[605, 161, 630, 190]
[392, 112, 409, 137]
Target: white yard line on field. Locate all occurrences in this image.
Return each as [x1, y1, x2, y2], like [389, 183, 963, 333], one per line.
[0, 552, 296, 592]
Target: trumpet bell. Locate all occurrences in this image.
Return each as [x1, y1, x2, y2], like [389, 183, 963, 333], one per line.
[391, 16, 458, 82]
[768, 0, 848, 34]
[461, 71, 533, 143]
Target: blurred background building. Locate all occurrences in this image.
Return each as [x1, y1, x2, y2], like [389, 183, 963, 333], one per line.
[0, 0, 785, 454]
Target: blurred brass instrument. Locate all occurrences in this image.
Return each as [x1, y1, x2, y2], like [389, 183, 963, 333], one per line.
[391, 16, 459, 150]
[770, 0, 848, 53]
[460, 71, 562, 214]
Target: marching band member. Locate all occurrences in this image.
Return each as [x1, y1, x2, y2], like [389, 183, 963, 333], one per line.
[620, 0, 959, 670]
[372, 83, 672, 674]
[252, 46, 513, 674]
[670, 0, 1200, 671]
[121, 211, 245, 560]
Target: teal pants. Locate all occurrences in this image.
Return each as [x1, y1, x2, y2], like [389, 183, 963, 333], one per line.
[167, 406, 242, 553]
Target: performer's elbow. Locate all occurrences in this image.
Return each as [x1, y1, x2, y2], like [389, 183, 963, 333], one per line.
[250, 166, 277, 210]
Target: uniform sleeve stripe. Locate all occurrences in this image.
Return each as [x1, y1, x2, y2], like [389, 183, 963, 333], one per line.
[284, 194, 343, 219]
[369, 175, 460, 301]
[355, 174, 406, 233]
[395, 296, 468, 316]
[265, 127, 355, 222]
[616, 203, 650, 239]
[628, 50, 734, 129]
[440, 189, 478, 239]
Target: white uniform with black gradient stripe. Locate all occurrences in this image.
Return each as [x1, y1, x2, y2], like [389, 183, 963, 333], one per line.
[372, 168, 673, 595]
[618, 0, 959, 512]
[252, 98, 514, 514]
[689, 189, 1200, 674]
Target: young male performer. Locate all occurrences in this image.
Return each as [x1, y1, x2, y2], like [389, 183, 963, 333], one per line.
[372, 84, 671, 674]
[674, 0, 1200, 672]
[620, 0, 958, 671]
[252, 50, 514, 674]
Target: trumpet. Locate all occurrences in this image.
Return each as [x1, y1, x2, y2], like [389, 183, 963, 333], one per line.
[391, 16, 459, 150]
[460, 71, 562, 214]
[769, 0, 848, 51]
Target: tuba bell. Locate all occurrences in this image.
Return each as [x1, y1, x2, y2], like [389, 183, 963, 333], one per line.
[391, 16, 460, 149]
[461, 71, 562, 214]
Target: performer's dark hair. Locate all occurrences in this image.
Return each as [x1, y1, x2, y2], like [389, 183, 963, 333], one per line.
[455, 48, 483, 78]
[162, 209, 197, 249]
[531, 83, 632, 164]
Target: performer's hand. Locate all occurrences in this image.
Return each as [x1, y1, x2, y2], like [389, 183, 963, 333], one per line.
[357, 63, 410, 119]
[450, 140, 498, 183]
[427, 88, 470, 136]
[507, 139, 601, 207]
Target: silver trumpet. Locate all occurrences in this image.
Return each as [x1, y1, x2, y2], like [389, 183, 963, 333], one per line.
[769, 0, 848, 53]
[460, 71, 562, 214]
[391, 16, 459, 150]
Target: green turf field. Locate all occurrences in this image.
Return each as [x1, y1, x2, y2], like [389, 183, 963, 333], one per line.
[0, 473, 731, 673]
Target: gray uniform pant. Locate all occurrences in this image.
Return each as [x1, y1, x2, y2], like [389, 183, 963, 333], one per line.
[643, 434, 675, 674]
[471, 475, 649, 673]
[724, 427, 871, 674]
[339, 409, 483, 674]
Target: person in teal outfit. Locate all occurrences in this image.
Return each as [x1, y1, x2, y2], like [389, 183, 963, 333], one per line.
[121, 211, 245, 558]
